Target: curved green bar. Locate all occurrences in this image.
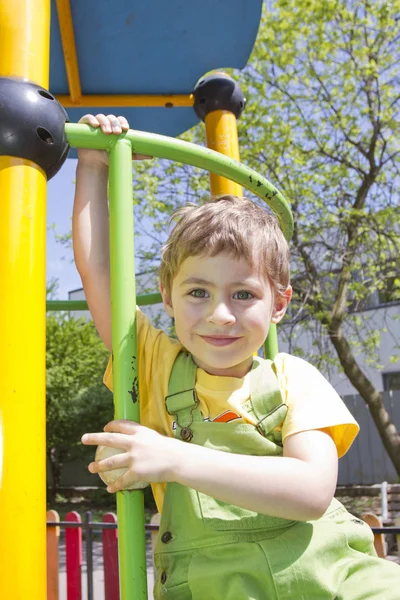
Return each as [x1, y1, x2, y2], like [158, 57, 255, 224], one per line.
[65, 124, 293, 241]
[65, 124, 292, 599]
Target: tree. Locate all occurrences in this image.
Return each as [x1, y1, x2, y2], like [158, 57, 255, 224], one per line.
[242, 0, 400, 472]
[130, 0, 400, 472]
[46, 311, 113, 501]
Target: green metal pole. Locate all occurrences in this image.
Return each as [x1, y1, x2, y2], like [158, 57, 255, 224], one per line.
[264, 324, 279, 360]
[108, 138, 147, 599]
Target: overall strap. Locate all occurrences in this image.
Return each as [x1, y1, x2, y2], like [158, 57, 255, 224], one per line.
[248, 357, 288, 438]
[166, 352, 287, 442]
[165, 351, 202, 442]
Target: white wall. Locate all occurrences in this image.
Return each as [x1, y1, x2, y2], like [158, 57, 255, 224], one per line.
[279, 304, 400, 395]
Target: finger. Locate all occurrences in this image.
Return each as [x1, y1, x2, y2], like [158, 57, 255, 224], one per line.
[81, 431, 131, 448]
[94, 113, 112, 133]
[103, 420, 139, 434]
[117, 116, 129, 131]
[89, 452, 128, 474]
[78, 114, 100, 127]
[106, 114, 123, 134]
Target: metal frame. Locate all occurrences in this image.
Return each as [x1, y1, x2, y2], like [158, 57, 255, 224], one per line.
[65, 124, 293, 240]
[65, 122, 293, 599]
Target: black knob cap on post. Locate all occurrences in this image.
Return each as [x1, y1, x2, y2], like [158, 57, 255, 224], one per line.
[192, 73, 246, 121]
[0, 77, 69, 180]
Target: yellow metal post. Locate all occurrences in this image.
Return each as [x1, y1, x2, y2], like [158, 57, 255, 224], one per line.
[204, 107, 279, 359]
[204, 110, 243, 196]
[0, 1, 50, 599]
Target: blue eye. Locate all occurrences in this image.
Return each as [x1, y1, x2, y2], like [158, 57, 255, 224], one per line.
[233, 290, 253, 300]
[190, 289, 207, 298]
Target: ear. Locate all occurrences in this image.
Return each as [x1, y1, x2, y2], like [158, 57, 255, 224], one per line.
[160, 283, 174, 318]
[271, 285, 292, 324]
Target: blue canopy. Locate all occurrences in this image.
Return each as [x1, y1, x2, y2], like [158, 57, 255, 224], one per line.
[50, 0, 262, 139]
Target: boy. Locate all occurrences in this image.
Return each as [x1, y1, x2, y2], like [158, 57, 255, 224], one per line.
[75, 114, 400, 599]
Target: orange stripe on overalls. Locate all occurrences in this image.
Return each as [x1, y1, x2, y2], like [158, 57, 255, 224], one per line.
[212, 410, 241, 423]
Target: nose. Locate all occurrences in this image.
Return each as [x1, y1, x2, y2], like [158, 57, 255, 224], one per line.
[206, 300, 236, 326]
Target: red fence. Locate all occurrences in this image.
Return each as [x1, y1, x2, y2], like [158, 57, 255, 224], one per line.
[102, 513, 119, 600]
[46, 510, 158, 600]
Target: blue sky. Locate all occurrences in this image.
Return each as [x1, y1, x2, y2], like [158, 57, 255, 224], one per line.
[46, 158, 159, 299]
[47, 158, 81, 298]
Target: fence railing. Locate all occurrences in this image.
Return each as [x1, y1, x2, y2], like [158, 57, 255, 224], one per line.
[46, 510, 159, 600]
[47, 510, 399, 600]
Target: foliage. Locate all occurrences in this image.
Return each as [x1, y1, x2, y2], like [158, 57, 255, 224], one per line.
[240, 0, 399, 367]
[46, 311, 113, 499]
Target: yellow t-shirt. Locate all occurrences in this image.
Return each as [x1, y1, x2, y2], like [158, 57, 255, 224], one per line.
[104, 310, 359, 512]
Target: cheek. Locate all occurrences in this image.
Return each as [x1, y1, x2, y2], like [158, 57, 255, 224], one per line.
[183, 301, 203, 318]
[244, 305, 271, 333]
[174, 302, 201, 331]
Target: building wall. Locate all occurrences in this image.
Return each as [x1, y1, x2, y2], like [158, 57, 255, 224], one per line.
[339, 391, 399, 484]
[279, 304, 400, 396]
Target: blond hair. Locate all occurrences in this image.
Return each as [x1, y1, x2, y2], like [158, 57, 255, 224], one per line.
[160, 195, 290, 296]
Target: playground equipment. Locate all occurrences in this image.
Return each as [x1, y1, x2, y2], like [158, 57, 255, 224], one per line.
[0, 1, 293, 599]
[62, 121, 292, 600]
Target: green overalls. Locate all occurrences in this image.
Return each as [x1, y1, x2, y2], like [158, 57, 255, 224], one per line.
[153, 352, 400, 599]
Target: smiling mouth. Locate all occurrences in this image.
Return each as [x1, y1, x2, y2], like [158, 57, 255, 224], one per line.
[200, 335, 241, 347]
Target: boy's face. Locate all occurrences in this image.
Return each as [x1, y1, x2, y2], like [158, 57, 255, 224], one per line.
[161, 252, 291, 378]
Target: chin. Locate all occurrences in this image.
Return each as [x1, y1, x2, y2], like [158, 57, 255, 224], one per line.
[204, 355, 252, 373]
